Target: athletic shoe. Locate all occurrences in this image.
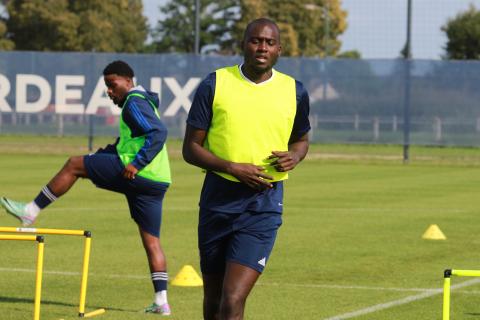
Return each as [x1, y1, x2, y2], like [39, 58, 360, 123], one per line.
[0, 197, 36, 226]
[144, 302, 171, 316]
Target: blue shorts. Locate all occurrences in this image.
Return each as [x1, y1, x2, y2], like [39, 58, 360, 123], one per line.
[198, 209, 282, 274]
[84, 153, 169, 237]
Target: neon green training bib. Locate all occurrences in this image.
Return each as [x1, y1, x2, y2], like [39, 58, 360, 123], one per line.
[205, 65, 297, 182]
[116, 92, 171, 184]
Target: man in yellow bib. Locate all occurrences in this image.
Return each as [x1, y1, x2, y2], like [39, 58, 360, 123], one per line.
[183, 18, 310, 319]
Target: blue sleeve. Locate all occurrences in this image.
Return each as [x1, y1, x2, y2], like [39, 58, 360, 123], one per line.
[122, 97, 167, 170]
[290, 80, 311, 143]
[187, 72, 215, 130]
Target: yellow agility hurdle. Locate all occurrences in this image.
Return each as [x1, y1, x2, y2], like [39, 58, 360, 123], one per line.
[0, 227, 95, 317]
[0, 234, 45, 320]
[443, 269, 480, 320]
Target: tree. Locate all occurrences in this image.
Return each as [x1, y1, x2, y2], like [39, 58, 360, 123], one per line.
[150, 0, 346, 56]
[151, 0, 239, 54]
[7, 0, 81, 51]
[6, 0, 147, 52]
[0, 19, 14, 50]
[337, 50, 361, 59]
[70, 0, 147, 52]
[0, 2, 14, 50]
[234, 0, 347, 57]
[442, 5, 480, 60]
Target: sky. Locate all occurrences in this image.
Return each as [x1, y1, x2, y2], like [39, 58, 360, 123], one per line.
[143, 0, 480, 60]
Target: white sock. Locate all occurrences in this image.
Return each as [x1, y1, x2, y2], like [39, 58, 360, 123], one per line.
[155, 290, 168, 306]
[25, 202, 41, 217]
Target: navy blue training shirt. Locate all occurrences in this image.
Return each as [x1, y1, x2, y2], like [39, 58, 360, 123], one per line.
[187, 69, 311, 214]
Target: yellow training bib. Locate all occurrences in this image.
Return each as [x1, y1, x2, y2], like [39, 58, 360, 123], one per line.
[205, 65, 296, 182]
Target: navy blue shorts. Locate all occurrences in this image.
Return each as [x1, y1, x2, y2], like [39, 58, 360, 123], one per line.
[84, 153, 169, 237]
[198, 208, 282, 274]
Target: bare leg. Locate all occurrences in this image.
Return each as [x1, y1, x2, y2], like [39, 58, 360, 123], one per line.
[219, 262, 260, 320]
[203, 273, 224, 320]
[138, 227, 171, 315]
[138, 227, 167, 272]
[46, 156, 88, 196]
[0, 155, 89, 225]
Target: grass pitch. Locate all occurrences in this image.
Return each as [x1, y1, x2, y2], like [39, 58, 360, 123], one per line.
[1, 136, 480, 319]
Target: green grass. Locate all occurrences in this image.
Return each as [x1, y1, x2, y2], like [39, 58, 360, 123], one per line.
[1, 135, 480, 319]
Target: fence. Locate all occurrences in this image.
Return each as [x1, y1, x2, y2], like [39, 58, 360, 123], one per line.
[0, 52, 480, 148]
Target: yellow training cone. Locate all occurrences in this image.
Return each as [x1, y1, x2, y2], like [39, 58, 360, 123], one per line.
[171, 265, 203, 287]
[422, 224, 446, 240]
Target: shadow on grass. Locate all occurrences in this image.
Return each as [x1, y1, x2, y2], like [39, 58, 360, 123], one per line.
[0, 295, 139, 313]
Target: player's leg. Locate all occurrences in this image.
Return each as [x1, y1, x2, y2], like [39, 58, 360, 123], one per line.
[139, 226, 167, 271]
[46, 155, 88, 195]
[198, 209, 236, 320]
[218, 212, 283, 319]
[125, 185, 171, 315]
[0, 155, 88, 225]
[139, 226, 171, 315]
[203, 273, 224, 320]
[219, 262, 260, 320]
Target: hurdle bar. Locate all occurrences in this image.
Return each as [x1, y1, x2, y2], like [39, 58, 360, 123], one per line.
[0, 227, 92, 317]
[443, 269, 480, 320]
[0, 234, 45, 320]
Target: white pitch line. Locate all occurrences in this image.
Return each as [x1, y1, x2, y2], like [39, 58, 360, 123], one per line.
[21, 207, 465, 213]
[0, 267, 148, 279]
[43, 207, 194, 212]
[0, 267, 440, 292]
[256, 282, 438, 292]
[0, 267, 431, 290]
[3, 266, 480, 298]
[3, 264, 480, 320]
[324, 278, 480, 320]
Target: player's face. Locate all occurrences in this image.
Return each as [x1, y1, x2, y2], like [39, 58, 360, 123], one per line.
[242, 23, 281, 75]
[104, 74, 132, 106]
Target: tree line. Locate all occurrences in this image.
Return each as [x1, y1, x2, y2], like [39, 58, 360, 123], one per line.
[0, 0, 478, 60]
[0, 0, 352, 57]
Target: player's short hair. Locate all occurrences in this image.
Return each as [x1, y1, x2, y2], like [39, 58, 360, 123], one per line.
[243, 18, 280, 43]
[103, 60, 134, 78]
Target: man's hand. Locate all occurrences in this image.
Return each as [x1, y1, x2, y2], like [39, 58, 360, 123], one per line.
[269, 151, 301, 172]
[228, 163, 274, 190]
[123, 163, 138, 180]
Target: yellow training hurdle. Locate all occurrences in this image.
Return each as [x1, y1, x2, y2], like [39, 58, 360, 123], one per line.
[0, 234, 45, 320]
[0, 227, 94, 317]
[443, 269, 480, 320]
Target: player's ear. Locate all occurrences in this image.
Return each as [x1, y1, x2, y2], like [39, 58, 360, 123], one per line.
[278, 44, 282, 56]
